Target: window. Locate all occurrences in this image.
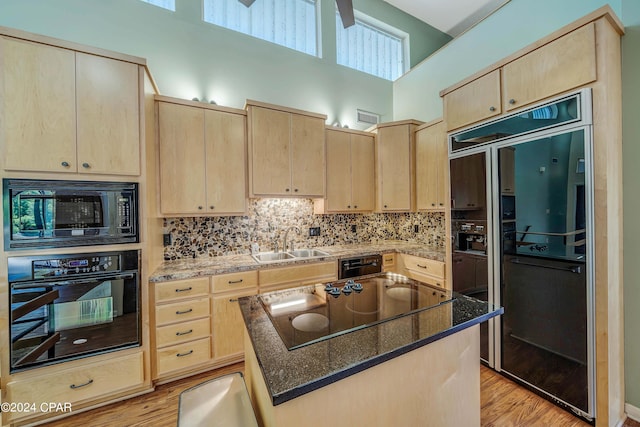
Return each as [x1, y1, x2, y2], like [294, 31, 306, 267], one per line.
[139, 0, 175, 11]
[336, 11, 407, 81]
[203, 0, 318, 57]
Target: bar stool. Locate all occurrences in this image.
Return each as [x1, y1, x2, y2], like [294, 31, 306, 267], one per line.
[177, 372, 258, 427]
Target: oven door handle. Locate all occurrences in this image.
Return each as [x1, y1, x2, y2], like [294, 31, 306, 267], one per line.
[11, 273, 136, 289]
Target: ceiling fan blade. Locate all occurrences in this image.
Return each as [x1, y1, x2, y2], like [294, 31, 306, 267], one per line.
[336, 0, 355, 29]
[238, 0, 256, 7]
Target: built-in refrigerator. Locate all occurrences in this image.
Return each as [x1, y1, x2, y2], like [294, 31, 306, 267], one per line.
[449, 89, 595, 421]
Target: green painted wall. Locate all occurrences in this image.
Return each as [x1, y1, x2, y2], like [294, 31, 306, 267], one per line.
[0, 0, 447, 129]
[622, 0, 640, 411]
[393, 0, 623, 122]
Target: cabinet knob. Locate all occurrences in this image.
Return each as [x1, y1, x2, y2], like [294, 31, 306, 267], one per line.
[285, 188, 290, 192]
[294, 188, 299, 192]
[384, 205, 388, 208]
[489, 106, 496, 112]
[354, 205, 357, 209]
[209, 205, 215, 210]
[82, 162, 90, 169]
[431, 203, 436, 206]
[61, 161, 70, 168]
[439, 203, 444, 206]
[198, 206, 203, 210]
[509, 99, 516, 105]
[347, 205, 351, 209]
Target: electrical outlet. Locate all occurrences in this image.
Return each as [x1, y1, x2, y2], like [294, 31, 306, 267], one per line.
[309, 227, 320, 236]
[414, 224, 419, 233]
[351, 224, 357, 233]
[163, 233, 172, 247]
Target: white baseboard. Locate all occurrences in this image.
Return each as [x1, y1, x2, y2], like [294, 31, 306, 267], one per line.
[626, 403, 640, 422]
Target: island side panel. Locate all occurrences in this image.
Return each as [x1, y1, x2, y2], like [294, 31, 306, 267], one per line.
[244, 325, 480, 427]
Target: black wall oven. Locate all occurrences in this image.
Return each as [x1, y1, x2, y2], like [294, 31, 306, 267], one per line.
[3, 179, 138, 250]
[8, 250, 140, 372]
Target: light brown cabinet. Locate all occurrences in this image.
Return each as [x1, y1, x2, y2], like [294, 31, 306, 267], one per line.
[319, 128, 375, 213]
[258, 261, 337, 292]
[247, 101, 326, 197]
[443, 70, 501, 132]
[1, 36, 140, 175]
[157, 98, 247, 216]
[373, 120, 422, 212]
[399, 254, 446, 288]
[450, 153, 486, 210]
[442, 23, 596, 132]
[416, 120, 448, 211]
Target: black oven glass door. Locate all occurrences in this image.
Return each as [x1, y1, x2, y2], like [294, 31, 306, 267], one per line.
[10, 272, 139, 372]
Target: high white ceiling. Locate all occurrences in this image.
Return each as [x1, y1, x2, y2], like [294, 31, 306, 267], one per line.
[383, 0, 510, 37]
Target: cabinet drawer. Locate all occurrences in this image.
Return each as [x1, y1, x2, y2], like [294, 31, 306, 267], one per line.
[382, 253, 396, 272]
[155, 277, 209, 303]
[259, 261, 337, 289]
[156, 317, 211, 348]
[211, 270, 258, 293]
[406, 270, 445, 288]
[156, 297, 210, 326]
[402, 255, 445, 279]
[6, 352, 143, 420]
[156, 337, 211, 376]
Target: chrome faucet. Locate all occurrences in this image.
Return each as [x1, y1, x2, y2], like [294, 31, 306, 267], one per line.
[282, 226, 301, 252]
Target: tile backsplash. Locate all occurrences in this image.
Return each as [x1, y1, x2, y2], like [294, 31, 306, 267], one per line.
[163, 199, 445, 260]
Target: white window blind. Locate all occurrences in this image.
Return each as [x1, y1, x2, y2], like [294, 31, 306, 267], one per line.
[203, 0, 318, 57]
[336, 12, 406, 81]
[140, 0, 175, 11]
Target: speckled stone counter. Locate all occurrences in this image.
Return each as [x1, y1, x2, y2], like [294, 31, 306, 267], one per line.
[238, 277, 503, 406]
[149, 242, 444, 282]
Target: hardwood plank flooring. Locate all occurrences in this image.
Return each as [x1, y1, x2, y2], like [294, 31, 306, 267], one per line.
[40, 363, 639, 426]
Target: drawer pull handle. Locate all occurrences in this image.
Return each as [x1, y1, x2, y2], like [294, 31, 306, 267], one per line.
[228, 279, 243, 284]
[229, 298, 239, 303]
[176, 308, 193, 315]
[176, 329, 193, 336]
[417, 264, 428, 269]
[70, 379, 94, 389]
[177, 350, 194, 357]
[175, 287, 193, 293]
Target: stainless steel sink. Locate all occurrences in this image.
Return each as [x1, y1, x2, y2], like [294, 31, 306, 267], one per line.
[252, 252, 296, 263]
[252, 249, 331, 264]
[289, 249, 330, 258]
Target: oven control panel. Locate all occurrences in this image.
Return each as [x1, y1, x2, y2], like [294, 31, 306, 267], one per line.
[33, 255, 121, 279]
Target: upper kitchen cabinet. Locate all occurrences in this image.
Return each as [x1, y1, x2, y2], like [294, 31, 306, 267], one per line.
[315, 127, 375, 213]
[441, 22, 596, 132]
[443, 70, 501, 132]
[371, 120, 423, 212]
[415, 119, 447, 211]
[1, 35, 142, 175]
[246, 100, 326, 198]
[157, 97, 247, 216]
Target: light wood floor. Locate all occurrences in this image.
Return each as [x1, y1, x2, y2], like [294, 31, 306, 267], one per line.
[41, 363, 640, 427]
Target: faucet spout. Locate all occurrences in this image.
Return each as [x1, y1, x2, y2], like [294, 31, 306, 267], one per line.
[282, 226, 301, 252]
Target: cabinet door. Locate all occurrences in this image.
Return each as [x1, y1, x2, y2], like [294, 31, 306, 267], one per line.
[503, 23, 596, 112]
[350, 133, 375, 211]
[443, 69, 501, 131]
[205, 109, 247, 214]
[158, 102, 207, 214]
[1, 37, 77, 172]
[500, 146, 515, 195]
[76, 53, 140, 175]
[325, 129, 352, 211]
[377, 125, 412, 211]
[450, 153, 485, 209]
[250, 106, 291, 196]
[291, 114, 325, 196]
[212, 289, 256, 361]
[416, 121, 446, 210]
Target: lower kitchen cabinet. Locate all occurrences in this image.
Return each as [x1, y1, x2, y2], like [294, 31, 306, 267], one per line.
[398, 254, 446, 289]
[382, 253, 396, 273]
[4, 351, 144, 424]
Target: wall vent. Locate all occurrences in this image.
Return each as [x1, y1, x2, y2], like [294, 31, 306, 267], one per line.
[356, 109, 380, 125]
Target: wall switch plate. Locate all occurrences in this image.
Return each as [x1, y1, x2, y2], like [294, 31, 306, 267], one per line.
[414, 224, 419, 233]
[163, 233, 172, 247]
[351, 225, 357, 233]
[309, 227, 320, 236]
[251, 243, 260, 254]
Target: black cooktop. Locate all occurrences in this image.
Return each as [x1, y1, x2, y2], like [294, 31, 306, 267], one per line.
[259, 272, 454, 350]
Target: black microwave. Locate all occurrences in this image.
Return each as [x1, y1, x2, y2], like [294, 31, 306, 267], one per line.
[3, 179, 138, 250]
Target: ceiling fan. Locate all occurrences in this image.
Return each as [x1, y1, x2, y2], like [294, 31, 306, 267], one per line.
[237, 0, 355, 28]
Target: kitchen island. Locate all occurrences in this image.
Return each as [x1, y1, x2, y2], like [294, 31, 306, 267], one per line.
[239, 273, 502, 427]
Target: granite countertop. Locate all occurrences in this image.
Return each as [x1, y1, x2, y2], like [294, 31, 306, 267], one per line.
[238, 278, 503, 406]
[149, 241, 445, 282]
